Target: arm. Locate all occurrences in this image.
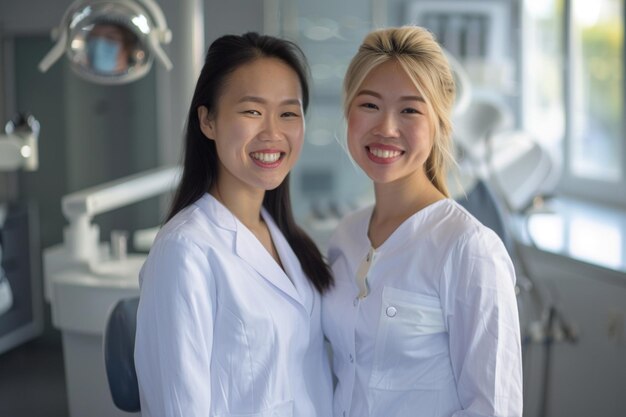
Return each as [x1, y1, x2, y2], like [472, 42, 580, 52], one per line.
[445, 231, 523, 417]
[134, 235, 215, 417]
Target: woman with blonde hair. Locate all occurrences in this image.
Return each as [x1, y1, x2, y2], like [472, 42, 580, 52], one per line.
[322, 26, 523, 417]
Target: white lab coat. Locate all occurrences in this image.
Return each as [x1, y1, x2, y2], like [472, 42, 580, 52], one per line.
[322, 199, 523, 417]
[135, 193, 333, 417]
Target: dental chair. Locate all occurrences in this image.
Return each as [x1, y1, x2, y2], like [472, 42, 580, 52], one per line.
[104, 296, 141, 412]
[452, 92, 579, 417]
[455, 179, 513, 255]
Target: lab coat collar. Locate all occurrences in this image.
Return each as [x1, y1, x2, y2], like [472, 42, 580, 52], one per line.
[196, 193, 307, 309]
[366, 199, 452, 253]
[263, 210, 313, 312]
[196, 193, 238, 231]
[236, 209, 308, 310]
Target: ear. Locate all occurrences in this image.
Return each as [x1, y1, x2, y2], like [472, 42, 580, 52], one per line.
[198, 106, 216, 140]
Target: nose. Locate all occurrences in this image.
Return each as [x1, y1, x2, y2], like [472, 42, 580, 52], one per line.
[259, 115, 283, 141]
[373, 112, 400, 138]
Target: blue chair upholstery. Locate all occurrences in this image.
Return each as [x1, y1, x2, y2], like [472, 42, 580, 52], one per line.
[104, 296, 141, 412]
[455, 179, 514, 255]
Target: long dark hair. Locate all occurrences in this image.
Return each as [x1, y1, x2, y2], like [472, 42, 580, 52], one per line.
[167, 32, 333, 292]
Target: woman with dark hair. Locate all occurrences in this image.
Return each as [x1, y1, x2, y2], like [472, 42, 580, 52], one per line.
[134, 32, 334, 417]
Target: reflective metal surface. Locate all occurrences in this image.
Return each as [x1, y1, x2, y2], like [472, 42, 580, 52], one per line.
[66, 2, 152, 84]
[39, 0, 172, 85]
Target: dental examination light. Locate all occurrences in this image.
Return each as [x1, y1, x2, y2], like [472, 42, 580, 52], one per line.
[0, 114, 40, 172]
[38, 0, 173, 85]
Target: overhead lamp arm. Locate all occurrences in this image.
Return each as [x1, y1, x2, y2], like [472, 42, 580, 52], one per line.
[148, 30, 173, 70]
[38, 27, 69, 73]
[139, 0, 173, 70]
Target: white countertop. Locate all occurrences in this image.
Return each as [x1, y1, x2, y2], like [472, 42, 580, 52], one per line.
[519, 196, 626, 274]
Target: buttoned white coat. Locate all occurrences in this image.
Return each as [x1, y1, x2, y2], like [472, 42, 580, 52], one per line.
[135, 193, 333, 417]
[322, 199, 523, 417]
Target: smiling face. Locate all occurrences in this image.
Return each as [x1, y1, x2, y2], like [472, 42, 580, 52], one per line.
[347, 59, 435, 187]
[199, 57, 304, 197]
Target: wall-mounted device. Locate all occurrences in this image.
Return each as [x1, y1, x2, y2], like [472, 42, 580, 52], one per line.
[0, 114, 39, 172]
[0, 114, 42, 354]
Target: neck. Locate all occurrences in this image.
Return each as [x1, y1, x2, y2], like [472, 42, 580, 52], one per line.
[210, 180, 265, 230]
[374, 172, 444, 219]
[368, 172, 445, 248]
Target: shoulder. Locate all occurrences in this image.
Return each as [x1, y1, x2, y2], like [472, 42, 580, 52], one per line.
[451, 201, 508, 256]
[419, 200, 511, 272]
[140, 203, 222, 290]
[424, 200, 503, 250]
[434, 199, 486, 235]
[154, 197, 232, 255]
[156, 205, 208, 248]
[436, 201, 515, 284]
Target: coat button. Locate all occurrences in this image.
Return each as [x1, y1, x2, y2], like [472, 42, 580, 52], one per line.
[349, 354, 354, 363]
[386, 306, 397, 317]
[353, 297, 359, 307]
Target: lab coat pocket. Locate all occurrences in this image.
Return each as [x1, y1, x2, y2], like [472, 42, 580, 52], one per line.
[369, 286, 453, 390]
[217, 399, 293, 417]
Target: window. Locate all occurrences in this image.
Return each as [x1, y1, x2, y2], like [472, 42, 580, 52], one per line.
[408, 0, 516, 103]
[524, 0, 626, 206]
[523, 0, 565, 157]
[570, 0, 623, 181]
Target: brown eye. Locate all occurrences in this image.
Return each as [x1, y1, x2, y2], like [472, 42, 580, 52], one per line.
[401, 108, 421, 114]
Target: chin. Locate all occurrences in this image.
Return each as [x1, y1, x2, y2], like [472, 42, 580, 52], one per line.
[366, 171, 401, 185]
[357, 164, 390, 182]
[257, 177, 286, 191]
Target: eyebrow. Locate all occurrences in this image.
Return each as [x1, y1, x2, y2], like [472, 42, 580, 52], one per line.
[237, 96, 302, 106]
[356, 89, 425, 103]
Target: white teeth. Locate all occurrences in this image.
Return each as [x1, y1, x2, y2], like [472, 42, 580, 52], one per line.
[251, 152, 281, 163]
[369, 148, 401, 159]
